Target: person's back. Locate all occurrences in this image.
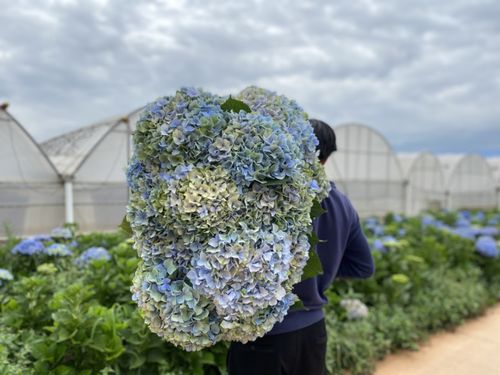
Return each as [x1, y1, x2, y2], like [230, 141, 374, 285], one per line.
[227, 119, 374, 375]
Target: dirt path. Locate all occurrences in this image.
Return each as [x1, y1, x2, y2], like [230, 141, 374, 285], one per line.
[375, 304, 500, 375]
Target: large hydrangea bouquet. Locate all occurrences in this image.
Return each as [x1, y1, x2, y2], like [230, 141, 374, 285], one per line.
[126, 86, 330, 351]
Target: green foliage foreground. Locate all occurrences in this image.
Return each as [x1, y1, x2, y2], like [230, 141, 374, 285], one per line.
[1, 211, 500, 374]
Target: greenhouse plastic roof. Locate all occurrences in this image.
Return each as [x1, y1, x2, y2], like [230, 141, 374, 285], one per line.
[438, 154, 466, 183]
[398, 152, 444, 179]
[0, 106, 60, 182]
[41, 108, 143, 177]
[439, 153, 496, 191]
[327, 122, 404, 181]
[398, 153, 421, 178]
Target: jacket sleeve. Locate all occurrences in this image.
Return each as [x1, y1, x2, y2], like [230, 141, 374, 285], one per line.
[336, 211, 375, 279]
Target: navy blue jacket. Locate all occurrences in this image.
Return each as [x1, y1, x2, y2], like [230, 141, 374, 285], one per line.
[269, 182, 374, 335]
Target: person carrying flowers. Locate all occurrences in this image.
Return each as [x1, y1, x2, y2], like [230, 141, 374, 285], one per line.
[227, 119, 375, 375]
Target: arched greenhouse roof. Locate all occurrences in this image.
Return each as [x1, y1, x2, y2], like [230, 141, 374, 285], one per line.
[41, 108, 143, 178]
[324, 122, 405, 216]
[439, 154, 496, 209]
[325, 122, 404, 182]
[398, 152, 446, 215]
[439, 154, 495, 191]
[398, 152, 445, 189]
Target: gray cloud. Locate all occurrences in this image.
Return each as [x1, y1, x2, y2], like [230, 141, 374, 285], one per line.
[0, 0, 499, 155]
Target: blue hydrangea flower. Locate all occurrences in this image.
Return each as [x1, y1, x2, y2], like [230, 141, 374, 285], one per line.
[473, 211, 485, 222]
[458, 210, 472, 220]
[477, 226, 499, 237]
[421, 215, 434, 227]
[75, 247, 111, 267]
[475, 236, 499, 258]
[364, 218, 385, 236]
[455, 217, 471, 228]
[11, 239, 45, 256]
[45, 243, 73, 257]
[127, 86, 330, 350]
[372, 239, 386, 253]
[452, 227, 477, 240]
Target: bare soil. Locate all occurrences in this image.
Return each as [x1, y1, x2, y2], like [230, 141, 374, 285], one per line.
[375, 304, 500, 375]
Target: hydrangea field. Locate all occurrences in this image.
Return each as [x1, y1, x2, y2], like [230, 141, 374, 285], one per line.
[1, 210, 499, 375]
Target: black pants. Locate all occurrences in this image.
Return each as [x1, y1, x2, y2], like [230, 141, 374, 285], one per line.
[227, 319, 327, 375]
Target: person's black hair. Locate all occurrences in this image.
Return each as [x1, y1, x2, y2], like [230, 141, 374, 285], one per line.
[309, 119, 337, 162]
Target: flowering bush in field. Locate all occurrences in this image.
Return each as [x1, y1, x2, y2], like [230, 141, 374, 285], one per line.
[0, 211, 499, 374]
[126, 86, 330, 350]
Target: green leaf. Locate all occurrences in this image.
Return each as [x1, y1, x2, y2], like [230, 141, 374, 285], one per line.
[220, 96, 251, 113]
[301, 233, 323, 281]
[308, 231, 319, 248]
[201, 351, 216, 366]
[119, 216, 132, 237]
[310, 199, 326, 219]
[290, 299, 305, 311]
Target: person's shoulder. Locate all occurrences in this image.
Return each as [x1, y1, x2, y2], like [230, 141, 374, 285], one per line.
[326, 182, 352, 208]
[324, 182, 358, 220]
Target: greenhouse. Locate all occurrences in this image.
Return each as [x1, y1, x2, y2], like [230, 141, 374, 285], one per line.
[41, 108, 142, 232]
[439, 154, 497, 210]
[324, 122, 406, 217]
[0, 103, 64, 237]
[398, 152, 446, 216]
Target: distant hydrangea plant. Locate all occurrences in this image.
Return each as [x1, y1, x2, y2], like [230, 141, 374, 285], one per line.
[127, 86, 330, 351]
[75, 247, 111, 267]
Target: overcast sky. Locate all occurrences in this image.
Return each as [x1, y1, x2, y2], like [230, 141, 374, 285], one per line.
[1, 0, 499, 155]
